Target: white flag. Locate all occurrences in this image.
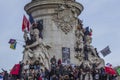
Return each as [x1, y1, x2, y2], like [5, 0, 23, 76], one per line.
[100, 46, 111, 57]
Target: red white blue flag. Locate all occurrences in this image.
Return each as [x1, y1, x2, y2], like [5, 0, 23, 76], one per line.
[22, 15, 29, 31]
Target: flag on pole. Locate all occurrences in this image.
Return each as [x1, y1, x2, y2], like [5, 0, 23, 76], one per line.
[10, 64, 20, 75]
[105, 66, 116, 75]
[8, 39, 17, 50]
[22, 15, 29, 31]
[8, 39, 16, 44]
[10, 42, 17, 50]
[28, 14, 35, 24]
[100, 46, 111, 57]
[117, 68, 120, 75]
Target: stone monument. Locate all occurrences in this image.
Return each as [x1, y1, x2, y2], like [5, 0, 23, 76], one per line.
[22, 0, 105, 75]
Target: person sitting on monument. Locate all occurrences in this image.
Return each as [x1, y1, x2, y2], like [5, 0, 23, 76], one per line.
[23, 22, 38, 49]
[30, 22, 38, 42]
[30, 21, 43, 39]
[36, 20, 43, 39]
[25, 22, 43, 49]
[94, 48, 100, 58]
[23, 29, 32, 45]
[84, 45, 89, 60]
[83, 27, 92, 46]
[50, 55, 56, 64]
[88, 45, 99, 57]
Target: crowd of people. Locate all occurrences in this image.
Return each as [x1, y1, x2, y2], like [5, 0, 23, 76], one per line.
[1, 56, 118, 80]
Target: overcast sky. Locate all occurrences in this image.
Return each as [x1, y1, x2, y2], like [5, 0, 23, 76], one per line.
[0, 0, 120, 72]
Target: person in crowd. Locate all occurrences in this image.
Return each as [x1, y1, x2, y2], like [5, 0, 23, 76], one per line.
[94, 69, 100, 80]
[84, 45, 89, 60]
[29, 60, 34, 71]
[2, 68, 9, 80]
[44, 67, 49, 80]
[62, 66, 69, 79]
[23, 70, 29, 80]
[58, 58, 62, 66]
[29, 22, 38, 43]
[4, 57, 118, 80]
[50, 55, 57, 64]
[34, 60, 40, 73]
[3, 71, 8, 80]
[40, 69, 45, 80]
[36, 20, 43, 39]
[23, 61, 29, 75]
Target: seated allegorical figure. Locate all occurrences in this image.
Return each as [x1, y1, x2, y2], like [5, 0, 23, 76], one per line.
[23, 22, 50, 69]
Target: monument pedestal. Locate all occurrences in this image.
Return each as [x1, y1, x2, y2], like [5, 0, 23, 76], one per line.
[23, 0, 83, 66]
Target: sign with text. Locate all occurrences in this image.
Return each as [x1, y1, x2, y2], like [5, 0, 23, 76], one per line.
[62, 47, 70, 64]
